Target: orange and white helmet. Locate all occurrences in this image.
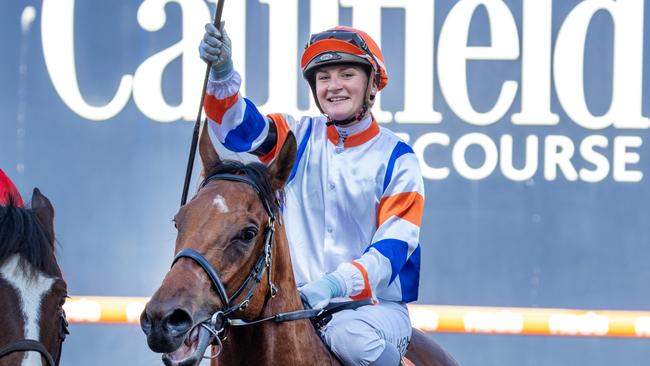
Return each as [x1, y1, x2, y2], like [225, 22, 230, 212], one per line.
[301, 26, 388, 123]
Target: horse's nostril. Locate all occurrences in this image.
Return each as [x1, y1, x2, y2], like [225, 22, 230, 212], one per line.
[140, 310, 153, 335]
[163, 308, 193, 336]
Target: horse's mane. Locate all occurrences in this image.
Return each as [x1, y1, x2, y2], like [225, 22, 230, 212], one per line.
[0, 202, 60, 278]
[204, 159, 282, 213]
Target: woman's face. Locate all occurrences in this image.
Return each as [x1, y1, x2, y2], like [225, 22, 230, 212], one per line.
[315, 64, 369, 121]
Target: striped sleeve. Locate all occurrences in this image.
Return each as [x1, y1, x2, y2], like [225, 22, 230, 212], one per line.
[337, 141, 424, 302]
[204, 71, 269, 153]
[204, 72, 304, 162]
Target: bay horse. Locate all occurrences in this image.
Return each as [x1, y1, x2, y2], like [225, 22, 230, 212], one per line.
[141, 126, 457, 365]
[0, 178, 69, 366]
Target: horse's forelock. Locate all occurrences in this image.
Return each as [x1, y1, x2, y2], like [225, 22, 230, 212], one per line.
[0, 205, 59, 279]
[204, 160, 280, 213]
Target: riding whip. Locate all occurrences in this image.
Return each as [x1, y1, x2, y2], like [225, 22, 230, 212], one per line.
[181, 0, 226, 206]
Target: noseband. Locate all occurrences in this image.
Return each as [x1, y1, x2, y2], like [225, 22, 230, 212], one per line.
[171, 173, 279, 344]
[0, 311, 69, 366]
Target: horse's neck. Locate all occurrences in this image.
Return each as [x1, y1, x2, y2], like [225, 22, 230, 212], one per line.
[216, 224, 337, 365]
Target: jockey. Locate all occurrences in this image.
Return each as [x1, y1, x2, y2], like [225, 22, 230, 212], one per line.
[200, 23, 424, 366]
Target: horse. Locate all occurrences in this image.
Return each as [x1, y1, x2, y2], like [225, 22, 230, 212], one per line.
[141, 126, 457, 365]
[0, 183, 69, 366]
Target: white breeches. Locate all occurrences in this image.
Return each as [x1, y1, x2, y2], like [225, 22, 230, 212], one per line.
[321, 301, 412, 366]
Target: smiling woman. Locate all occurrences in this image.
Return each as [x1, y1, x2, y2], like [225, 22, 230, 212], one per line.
[314, 65, 372, 122]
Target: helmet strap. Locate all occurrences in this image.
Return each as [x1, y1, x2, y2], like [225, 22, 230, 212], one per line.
[325, 103, 367, 126]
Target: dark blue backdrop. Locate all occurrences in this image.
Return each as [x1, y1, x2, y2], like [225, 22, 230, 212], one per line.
[1, 1, 649, 365]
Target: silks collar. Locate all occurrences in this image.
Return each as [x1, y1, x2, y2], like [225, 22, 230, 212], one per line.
[326, 117, 379, 148]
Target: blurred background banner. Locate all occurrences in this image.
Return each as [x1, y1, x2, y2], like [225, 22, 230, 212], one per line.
[1, 0, 649, 365]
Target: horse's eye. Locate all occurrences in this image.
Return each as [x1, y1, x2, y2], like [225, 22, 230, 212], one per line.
[239, 227, 258, 242]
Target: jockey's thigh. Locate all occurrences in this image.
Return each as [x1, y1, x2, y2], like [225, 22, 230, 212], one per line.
[321, 301, 411, 366]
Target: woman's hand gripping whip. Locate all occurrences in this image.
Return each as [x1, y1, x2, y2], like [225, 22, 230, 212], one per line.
[181, 0, 225, 206]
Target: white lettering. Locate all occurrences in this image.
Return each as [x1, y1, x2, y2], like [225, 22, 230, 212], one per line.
[635, 316, 650, 337]
[133, 0, 210, 122]
[500, 135, 539, 181]
[554, 0, 649, 130]
[453, 133, 498, 180]
[438, 0, 519, 126]
[544, 135, 578, 181]
[548, 312, 609, 336]
[378, 0, 441, 124]
[413, 133, 450, 180]
[41, 0, 133, 121]
[464, 310, 524, 333]
[256, 0, 302, 118]
[511, 0, 558, 126]
[402, 132, 643, 182]
[613, 136, 643, 182]
[579, 135, 609, 182]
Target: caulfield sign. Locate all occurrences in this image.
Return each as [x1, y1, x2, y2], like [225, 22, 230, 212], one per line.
[39, 0, 647, 182]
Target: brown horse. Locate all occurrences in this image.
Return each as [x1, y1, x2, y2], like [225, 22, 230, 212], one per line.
[0, 188, 69, 366]
[141, 126, 457, 365]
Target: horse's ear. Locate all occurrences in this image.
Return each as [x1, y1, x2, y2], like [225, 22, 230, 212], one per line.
[31, 188, 55, 244]
[268, 132, 297, 192]
[199, 121, 220, 175]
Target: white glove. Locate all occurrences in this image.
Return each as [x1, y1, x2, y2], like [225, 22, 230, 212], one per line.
[199, 22, 233, 80]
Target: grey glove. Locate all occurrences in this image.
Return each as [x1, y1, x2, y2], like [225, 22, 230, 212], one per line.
[199, 22, 233, 80]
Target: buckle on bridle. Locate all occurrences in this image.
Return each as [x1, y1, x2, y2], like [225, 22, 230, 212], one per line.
[202, 311, 225, 340]
[238, 300, 250, 311]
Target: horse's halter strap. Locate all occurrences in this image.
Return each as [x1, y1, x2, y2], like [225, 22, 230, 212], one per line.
[0, 312, 68, 366]
[171, 173, 278, 341]
[0, 340, 56, 366]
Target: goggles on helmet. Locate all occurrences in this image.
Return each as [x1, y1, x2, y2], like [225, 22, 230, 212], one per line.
[308, 30, 371, 54]
[303, 30, 380, 83]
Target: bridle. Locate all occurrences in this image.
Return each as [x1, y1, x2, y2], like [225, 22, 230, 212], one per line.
[171, 173, 281, 353]
[0, 311, 69, 366]
[169, 172, 374, 360]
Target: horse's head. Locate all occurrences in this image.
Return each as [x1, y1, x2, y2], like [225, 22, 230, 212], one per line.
[0, 188, 68, 366]
[141, 125, 296, 365]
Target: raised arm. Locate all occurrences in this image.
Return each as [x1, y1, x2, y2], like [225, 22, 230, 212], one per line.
[199, 23, 282, 161]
